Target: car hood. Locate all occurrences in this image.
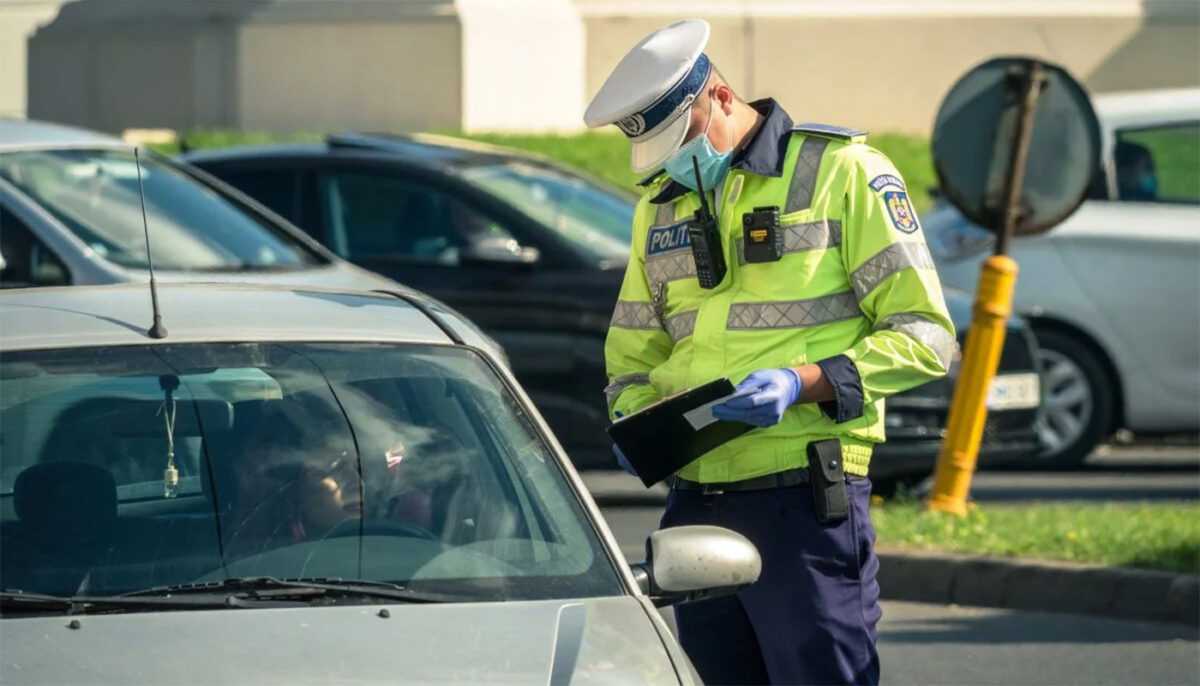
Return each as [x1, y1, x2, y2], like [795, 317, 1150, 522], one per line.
[0, 596, 685, 685]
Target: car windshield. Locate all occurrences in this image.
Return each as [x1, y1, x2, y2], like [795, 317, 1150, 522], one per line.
[458, 161, 633, 265]
[0, 342, 621, 606]
[0, 148, 321, 271]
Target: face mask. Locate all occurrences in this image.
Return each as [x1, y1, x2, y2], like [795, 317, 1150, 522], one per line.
[664, 96, 733, 192]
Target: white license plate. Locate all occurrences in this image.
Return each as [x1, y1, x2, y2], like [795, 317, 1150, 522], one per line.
[987, 373, 1040, 411]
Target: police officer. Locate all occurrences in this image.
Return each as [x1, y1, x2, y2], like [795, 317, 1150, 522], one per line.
[586, 19, 955, 686]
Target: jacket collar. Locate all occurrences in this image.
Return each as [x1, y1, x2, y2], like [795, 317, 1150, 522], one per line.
[645, 98, 795, 205]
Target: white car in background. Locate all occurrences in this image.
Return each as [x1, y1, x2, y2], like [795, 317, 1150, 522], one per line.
[927, 88, 1200, 467]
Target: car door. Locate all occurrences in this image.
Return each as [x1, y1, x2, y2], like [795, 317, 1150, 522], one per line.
[310, 164, 531, 300]
[1054, 121, 1200, 430]
[200, 164, 310, 229]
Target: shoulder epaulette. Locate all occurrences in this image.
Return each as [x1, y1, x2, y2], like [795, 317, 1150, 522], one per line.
[793, 123, 868, 141]
[637, 169, 667, 187]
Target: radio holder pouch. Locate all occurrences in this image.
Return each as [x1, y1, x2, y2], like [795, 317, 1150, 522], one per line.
[806, 439, 849, 524]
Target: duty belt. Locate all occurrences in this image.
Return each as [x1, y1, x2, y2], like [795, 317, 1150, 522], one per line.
[668, 466, 863, 495]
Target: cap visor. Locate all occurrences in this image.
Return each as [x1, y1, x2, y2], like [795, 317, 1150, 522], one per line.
[629, 112, 690, 174]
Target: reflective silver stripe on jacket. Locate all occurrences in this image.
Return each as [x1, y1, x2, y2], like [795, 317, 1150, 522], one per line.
[645, 250, 697, 284]
[665, 310, 698, 341]
[652, 202, 676, 227]
[874, 313, 957, 369]
[737, 219, 842, 264]
[610, 300, 662, 330]
[851, 241, 936, 300]
[785, 136, 830, 214]
[727, 291, 860, 330]
[604, 372, 652, 406]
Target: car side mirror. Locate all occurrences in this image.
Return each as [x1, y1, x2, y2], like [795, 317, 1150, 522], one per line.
[460, 236, 539, 268]
[0, 251, 7, 273]
[630, 525, 761, 607]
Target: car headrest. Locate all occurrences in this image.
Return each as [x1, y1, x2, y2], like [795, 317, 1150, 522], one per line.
[13, 461, 118, 529]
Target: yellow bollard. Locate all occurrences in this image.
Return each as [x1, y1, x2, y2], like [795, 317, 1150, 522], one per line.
[926, 255, 1019, 516]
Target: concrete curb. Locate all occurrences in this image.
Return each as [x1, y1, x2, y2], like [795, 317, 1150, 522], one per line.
[876, 546, 1200, 625]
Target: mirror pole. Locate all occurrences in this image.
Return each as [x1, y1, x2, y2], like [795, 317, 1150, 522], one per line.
[926, 61, 1046, 516]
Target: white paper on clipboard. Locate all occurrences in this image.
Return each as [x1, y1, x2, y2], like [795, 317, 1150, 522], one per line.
[682, 388, 756, 431]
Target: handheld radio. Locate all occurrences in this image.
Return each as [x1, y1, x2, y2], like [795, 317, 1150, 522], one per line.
[687, 157, 726, 289]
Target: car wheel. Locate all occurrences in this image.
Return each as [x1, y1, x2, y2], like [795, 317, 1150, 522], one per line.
[1029, 328, 1114, 468]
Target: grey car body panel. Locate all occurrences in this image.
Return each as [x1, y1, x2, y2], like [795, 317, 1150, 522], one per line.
[0, 284, 452, 352]
[0, 283, 682, 685]
[0, 596, 682, 685]
[0, 118, 118, 149]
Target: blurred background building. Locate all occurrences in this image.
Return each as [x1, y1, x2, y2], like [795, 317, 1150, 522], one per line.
[2, 0, 1198, 135]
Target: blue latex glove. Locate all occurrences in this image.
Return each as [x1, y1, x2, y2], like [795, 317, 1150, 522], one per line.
[712, 368, 804, 428]
[612, 411, 637, 476]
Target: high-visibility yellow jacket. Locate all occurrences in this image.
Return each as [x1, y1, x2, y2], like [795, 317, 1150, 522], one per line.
[604, 100, 955, 481]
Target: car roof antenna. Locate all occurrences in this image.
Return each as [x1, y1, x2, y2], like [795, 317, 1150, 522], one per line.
[134, 147, 168, 339]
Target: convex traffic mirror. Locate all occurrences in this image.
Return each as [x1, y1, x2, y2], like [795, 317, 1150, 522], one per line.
[932, 57, 1101, 237]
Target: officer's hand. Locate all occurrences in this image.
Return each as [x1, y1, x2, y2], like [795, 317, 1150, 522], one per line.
[712, 368, 803, 427]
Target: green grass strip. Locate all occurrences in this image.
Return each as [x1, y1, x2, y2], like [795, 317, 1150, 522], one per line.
[871, 499, 1200, 575]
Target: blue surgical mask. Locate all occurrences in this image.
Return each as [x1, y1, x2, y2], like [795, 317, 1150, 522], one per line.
[663, 97, 733, 192]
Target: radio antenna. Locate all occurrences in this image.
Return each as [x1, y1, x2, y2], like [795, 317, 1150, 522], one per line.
[692, 156, 713, 221]
[134, 147, 167, 339]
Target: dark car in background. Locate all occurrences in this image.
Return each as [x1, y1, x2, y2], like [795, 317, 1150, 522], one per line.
[184, 134, 1042, 485]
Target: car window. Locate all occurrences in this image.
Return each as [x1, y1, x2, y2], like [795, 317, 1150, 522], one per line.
[210, 167, 301, 225]
[320, 171, 519, 264]
[0, 206, 70, 288]
[1113, 122, 1200, 204]
[459, 161, 632, 264]
[0, 343, 620, 602]
[0, 149, 321, 271]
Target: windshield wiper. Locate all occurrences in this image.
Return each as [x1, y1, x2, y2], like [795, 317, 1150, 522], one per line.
[0, 589, 234, 615]
[122, 576, 452, 604]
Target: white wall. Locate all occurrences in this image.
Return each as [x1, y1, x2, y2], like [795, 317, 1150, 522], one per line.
[0, 0, 66, 119]
[457, 0, 585, 133]
[17, 0, 1200, 135]
[579, 0, 1200, 134]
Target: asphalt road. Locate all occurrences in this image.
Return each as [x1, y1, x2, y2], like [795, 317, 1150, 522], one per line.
[593, 444, 1200, 685]
[877, 601, 1199, 686]
[640, 598, 1200, 686]
[600, 500, 1200, 686]
[928, 444, 1199, 503]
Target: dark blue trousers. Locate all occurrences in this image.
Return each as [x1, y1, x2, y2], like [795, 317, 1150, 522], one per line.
[661, 478, 881, 686]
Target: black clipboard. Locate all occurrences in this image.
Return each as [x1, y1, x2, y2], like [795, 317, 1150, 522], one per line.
[605, 378, 752, 487]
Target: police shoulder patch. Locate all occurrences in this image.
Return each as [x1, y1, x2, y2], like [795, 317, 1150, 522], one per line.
[869, 174, 906, 192]
[793, 122, 868, 141]
[883, 191, 920, 233]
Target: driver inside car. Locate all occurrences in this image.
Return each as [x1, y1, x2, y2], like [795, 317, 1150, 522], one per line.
[226, 445, 365, 555]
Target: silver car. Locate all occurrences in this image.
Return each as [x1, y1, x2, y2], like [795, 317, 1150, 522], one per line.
[0, 118, 400, 291]
[0, 282, 760, 685]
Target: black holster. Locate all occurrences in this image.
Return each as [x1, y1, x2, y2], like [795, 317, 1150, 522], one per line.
[807, 439, 849, 524]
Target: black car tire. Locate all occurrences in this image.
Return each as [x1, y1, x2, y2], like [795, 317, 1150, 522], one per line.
[1026, 328, 1114, 469]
